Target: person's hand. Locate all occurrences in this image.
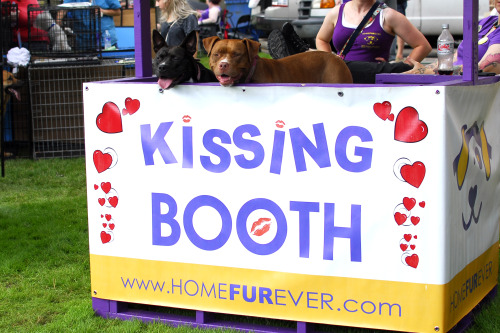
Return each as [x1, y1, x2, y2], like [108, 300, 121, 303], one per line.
[375, 57, 387, 62]
[403, 58, 424, 74]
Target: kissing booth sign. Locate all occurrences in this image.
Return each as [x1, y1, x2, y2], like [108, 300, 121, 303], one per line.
[84, 81, 499, 333]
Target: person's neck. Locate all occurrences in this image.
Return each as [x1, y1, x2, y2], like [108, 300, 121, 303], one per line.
[350, 0, 377, 14]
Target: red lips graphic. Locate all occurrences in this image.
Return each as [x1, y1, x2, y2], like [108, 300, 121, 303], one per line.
[251, 218, 272, 236]
[275, 120, 285, 128]
[183, 115, 192, 123]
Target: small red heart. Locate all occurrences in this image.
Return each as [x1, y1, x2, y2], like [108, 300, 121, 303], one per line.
[414, 235, 418, 239]
[96, 102, 123, 133]
[101, 214, 103, 218]
[98, 198, 105, 206]
[404, 234, 412, 242]
[93, 150, 113, 173]
[419, 201, 426, 208]
[405, 254, 419, 268]
[400, 244, 408, 251]
[403, 197, 416, 211]
[102, 223, 107, 228]
[401, 162, 426, 188]
[394, 212, 407, 225]
[109, 223, 115, 230]
[101, 182, 111, 194]
[411, 216, 420, 225]
[394, 107, 428, 143]
[108, 196, 119, 208]
[388, 113, 395, 121]
[410, 244, 416, 250]
[100, 231, 112, 244]
[122, 97, 140, 115]
[373, 101, 391, 120]
[105, 214, 112, 221]
[94, 184, 99, 190]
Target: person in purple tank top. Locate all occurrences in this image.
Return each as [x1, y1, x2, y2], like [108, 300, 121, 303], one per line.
[317, 0, 430, 64]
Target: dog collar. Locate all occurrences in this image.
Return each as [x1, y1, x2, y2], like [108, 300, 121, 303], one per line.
[244, 56, 259, 83]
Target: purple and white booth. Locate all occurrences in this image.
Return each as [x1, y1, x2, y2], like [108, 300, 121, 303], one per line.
[84, 1, 499, 332]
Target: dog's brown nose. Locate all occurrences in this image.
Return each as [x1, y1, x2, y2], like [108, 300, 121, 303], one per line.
[218, 61, 229, 71]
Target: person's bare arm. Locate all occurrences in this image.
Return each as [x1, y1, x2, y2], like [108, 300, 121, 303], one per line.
[479, 44, 500, 74]
[384, 9, 431, 64]
[101, 8, 121, 16]
[315, 7, 339, 53]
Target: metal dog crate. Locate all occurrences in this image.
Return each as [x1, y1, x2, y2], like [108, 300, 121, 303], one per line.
[27, 5, 101, 58]
[28, 60, 134, 158]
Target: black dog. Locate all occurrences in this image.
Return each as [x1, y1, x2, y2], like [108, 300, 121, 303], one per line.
[152, 29, 216, 89]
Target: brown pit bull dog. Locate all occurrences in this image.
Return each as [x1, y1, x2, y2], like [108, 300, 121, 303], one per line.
[202, 36, 353, 86]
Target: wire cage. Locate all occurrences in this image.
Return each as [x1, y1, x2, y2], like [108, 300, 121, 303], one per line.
[28, 60, 134, 159]
[27, 5, 101, 58]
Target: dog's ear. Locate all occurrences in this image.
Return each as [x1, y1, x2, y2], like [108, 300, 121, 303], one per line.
[203, 36, 221, 56]
[181, 30, 198, 57]
[242, 39, 261, 64]
[152, 30, 167, 53]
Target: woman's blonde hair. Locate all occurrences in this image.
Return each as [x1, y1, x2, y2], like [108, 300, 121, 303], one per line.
[159, 0, 198, 22]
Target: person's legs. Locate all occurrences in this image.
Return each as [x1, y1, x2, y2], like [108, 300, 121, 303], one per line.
[267, 22, 309, 59]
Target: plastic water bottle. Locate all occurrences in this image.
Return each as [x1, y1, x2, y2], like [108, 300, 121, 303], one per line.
[437, 24, 454, 75]
[103, 30, 112, 49]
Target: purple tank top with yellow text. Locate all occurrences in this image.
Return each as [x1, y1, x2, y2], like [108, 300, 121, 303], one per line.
[333, 3, 395, 62]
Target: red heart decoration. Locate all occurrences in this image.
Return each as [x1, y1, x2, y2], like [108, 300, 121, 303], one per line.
[405, 254, 419, 268]
[102, 223, 107, 228]
[414, 235, 418, 239]
[373, 101, 391, 120]
[93, 150, 112, 173]
[403, 197, 416, 211]
[101, 182, 111, 194]
[404, 234, 412, 242]
[411, 216, 420, 226]
[94, 184, 99, 190]
[419, 201, 426, 208]
[105, 214, 112, 221]
[401, 162, 426, 188]
[109, 223, 115, 230]
[100, 231, 112, 244]
[394, 107, 428, 142]
[108, 196, 119, 208]
[394, 212, 407, 225]
[410, 244, 416, 250]
[96, 102, 123, 133]
[98, 198, 105, 206]
[122, 97, 140, 115]
[400, 244, 408, 251]
[388, 113, 395, 121]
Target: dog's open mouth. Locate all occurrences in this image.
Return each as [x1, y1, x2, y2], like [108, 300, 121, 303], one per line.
[5, 85, 22, 101]
[217, 73, 242, 87]
[157, 76, 179, 90]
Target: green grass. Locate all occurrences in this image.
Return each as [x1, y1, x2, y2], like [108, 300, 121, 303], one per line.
[0, 158, 498, 332]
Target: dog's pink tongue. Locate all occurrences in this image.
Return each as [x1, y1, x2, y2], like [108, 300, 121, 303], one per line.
[217, 75, 235, 86]
[158, 78, 174, 89]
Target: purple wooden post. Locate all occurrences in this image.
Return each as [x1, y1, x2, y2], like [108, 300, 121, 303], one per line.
[134, 0, 153, 78]
[462, 0, 479, 83]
